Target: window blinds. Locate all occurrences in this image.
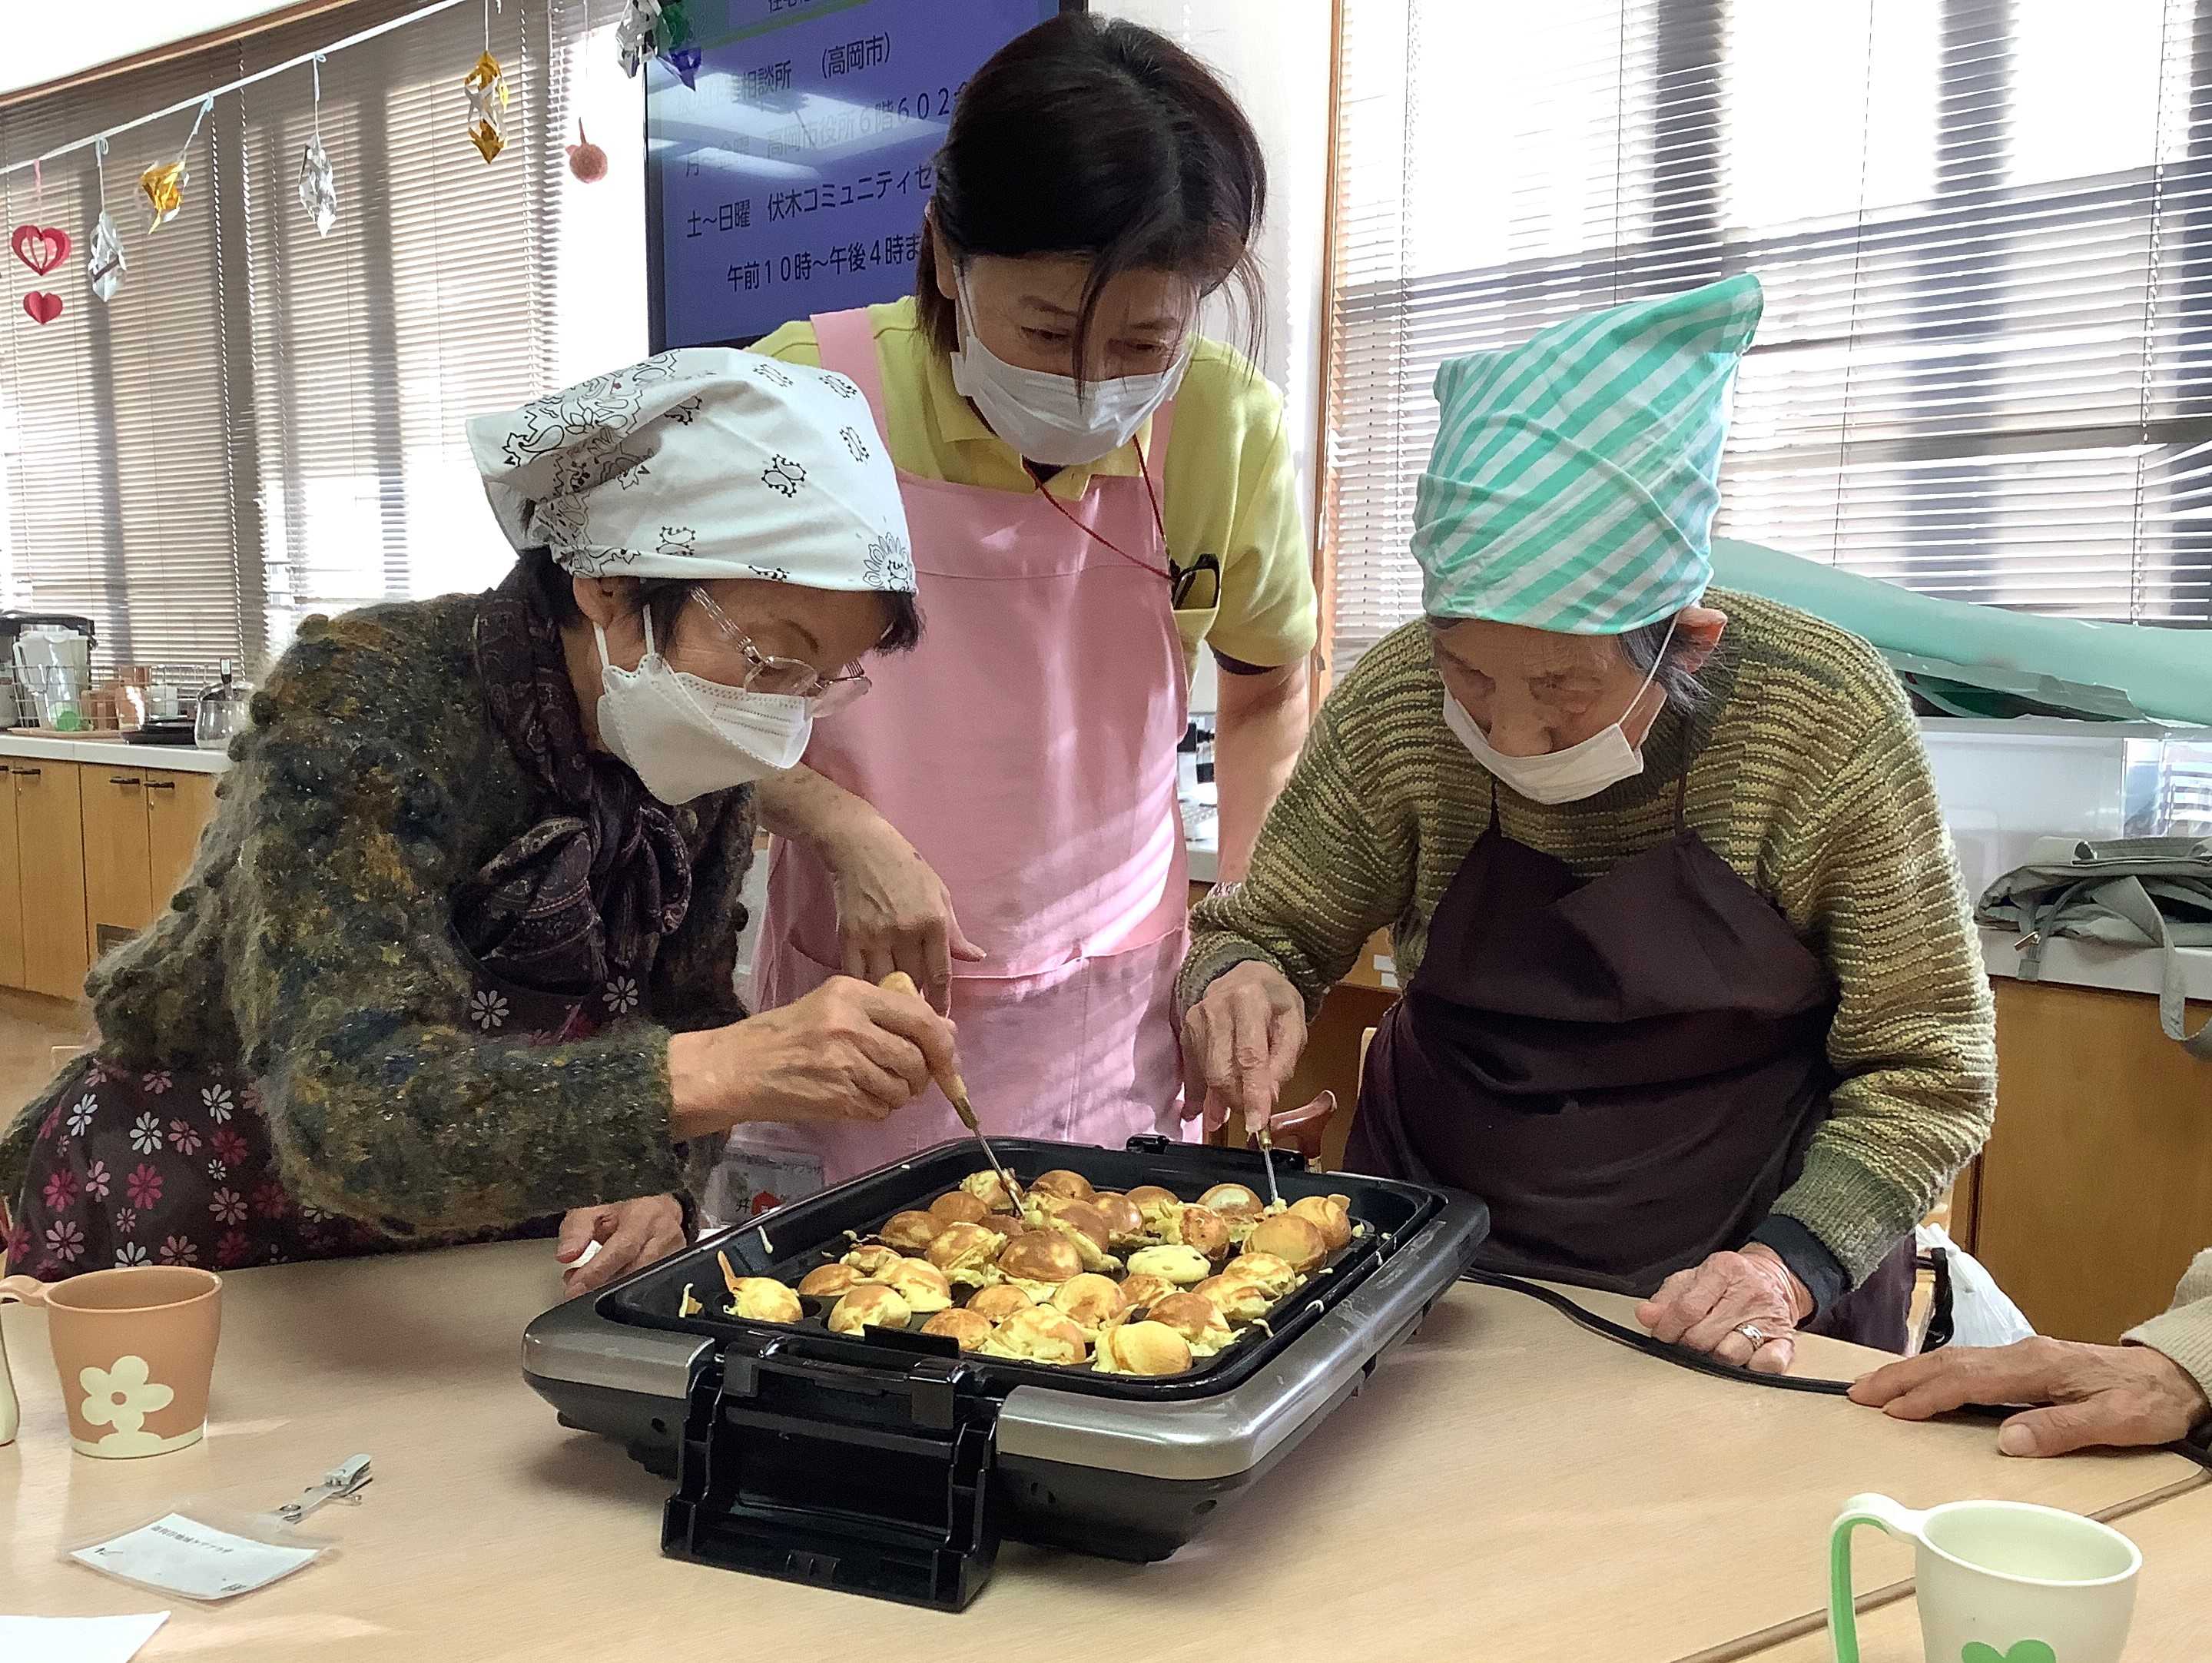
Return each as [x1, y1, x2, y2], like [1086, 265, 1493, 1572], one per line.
[1322, 0, 2212, 671]
[0, 0, 645, 675]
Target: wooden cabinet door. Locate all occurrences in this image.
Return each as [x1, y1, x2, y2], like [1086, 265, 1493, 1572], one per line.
[144, 768, 219, 908]
[13, 761, 90, 1001]
[1973, 978, 2212, 1343]
[0, 769, 23, 988]
[81, 766, 155, 958]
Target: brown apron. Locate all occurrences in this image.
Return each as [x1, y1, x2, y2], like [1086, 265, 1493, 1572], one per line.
[1351, 779, 1915, 1350]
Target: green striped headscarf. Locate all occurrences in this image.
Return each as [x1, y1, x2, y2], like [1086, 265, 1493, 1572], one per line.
[1412, 273, 1764, 634]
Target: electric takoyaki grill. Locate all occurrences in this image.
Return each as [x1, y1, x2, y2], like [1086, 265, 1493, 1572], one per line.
[521, 1135, 1487, 1610]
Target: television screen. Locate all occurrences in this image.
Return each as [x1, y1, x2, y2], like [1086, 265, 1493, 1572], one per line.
[646, 0, 1076, 350]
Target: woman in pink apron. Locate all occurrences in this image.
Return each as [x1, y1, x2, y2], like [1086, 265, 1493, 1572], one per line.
[727, 16, 1318, 1204]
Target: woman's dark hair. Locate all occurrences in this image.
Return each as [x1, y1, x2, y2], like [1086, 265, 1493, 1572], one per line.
[525, 550, 923, 653]
[914, 14, 1266, 381]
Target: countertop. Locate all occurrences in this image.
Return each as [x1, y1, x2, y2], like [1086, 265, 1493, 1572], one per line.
[0, 732, 230, 775]
[2, 1240, 2203, 1661]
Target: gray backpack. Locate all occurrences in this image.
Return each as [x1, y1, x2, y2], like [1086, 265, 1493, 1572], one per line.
[1976, 837, 2212, 1061]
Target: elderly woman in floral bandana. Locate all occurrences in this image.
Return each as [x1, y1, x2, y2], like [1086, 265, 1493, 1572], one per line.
[2, 349, 954, 1293]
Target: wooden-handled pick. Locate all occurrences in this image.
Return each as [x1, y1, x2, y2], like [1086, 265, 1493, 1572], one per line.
[877, 971, 1024, 1210]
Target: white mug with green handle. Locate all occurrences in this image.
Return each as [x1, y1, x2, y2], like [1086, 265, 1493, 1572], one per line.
[1829, 1494, 2140, 1663]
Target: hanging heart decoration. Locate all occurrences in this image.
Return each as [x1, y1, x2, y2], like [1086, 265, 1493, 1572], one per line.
[22, 291, 64, 326]
[11, 224, 71, 277]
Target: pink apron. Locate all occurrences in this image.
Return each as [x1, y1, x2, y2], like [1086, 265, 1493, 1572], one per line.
[741, 307, 1190, 1198]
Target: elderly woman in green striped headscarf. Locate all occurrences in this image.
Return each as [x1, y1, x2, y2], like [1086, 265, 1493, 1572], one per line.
[1179, 274, 1996, 1364]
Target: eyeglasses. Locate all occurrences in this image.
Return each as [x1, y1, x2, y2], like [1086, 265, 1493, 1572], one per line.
[686, 586, 872, 715]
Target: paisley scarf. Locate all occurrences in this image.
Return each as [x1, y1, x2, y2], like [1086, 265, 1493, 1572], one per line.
[456, 566, 694, 992]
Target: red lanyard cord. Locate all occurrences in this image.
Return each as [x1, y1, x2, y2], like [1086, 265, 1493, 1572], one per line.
[1026, 438, 1172, 581]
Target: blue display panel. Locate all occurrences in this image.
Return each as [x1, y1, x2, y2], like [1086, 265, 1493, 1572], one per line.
[647, 0, 1073, 349]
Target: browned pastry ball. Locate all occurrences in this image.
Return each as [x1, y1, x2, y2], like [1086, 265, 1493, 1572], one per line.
[1192, 1273, 1274, 1326]
[1288, 1193, 1355, 1252]
[966, 1283, 1036, 1322]
[1050, 1273, 1129, 1336]
[983, 1306, 1089, 1365]
[1116, 1273, 1179, 1312]
[1221, 1250, 1301, 1301]
[1031, 1169, 1096, 1201]
[926, 1220, 1010, 1284]
[827, 1283, 912, 1336]
[921, 1308, 996, 1352]
[1168, 1203, 1232, 1262]
[881, 1258, 954, 1313]
[928, 1190, 992, 1227]
[1198, 1183, 1265, 1224]
[1089, 1192, 1146, 1248]
[798, 1263, 863, 1300]
[958, 1170, 1016, 1210]
[1125, 1185, 1182, 1231]
[1093, 1320, 1192, 1376]
[999, 1232, 1083, 1291]
[840, 1242, 907, 1278]
[1148, 1291, 1236, 1356]
[1245, 1212, 1329, 1275]
[881, 1210, 943, 1253]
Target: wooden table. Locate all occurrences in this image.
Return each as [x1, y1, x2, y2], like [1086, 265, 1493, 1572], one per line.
[1743, 1482, 2212, 1663]
[2, 1243, 2203, 1662]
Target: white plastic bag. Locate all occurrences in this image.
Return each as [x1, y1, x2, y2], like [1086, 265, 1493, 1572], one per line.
[1918, 1223, 2037, 1349]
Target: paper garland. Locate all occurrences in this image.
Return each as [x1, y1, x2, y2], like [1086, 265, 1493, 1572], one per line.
[88, 138, 125, 302]
[464, 50, 509, 162]
[297, 55, 339, 235]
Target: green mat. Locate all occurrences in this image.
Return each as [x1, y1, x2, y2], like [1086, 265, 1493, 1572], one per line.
[1710, 538, 2211, 725]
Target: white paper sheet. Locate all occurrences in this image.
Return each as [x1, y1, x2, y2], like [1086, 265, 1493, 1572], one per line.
[70, 1513, 320, 1601]
[0, 1612, 170, 1663]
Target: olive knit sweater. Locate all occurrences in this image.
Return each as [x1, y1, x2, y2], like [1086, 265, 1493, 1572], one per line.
[0, 595, 753, 1233]
[1179, 590, 1997, 1286]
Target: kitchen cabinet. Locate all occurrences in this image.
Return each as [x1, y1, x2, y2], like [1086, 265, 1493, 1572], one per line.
[83, 766, 156, 954]
[0, 752, 224, 1003]
[1968, 978, 2212, 1344]
[12, 760, 88, 1001]
[82, 762, 222, 962]
[145, 768, 219, 908]
[0, 768, 22, 989]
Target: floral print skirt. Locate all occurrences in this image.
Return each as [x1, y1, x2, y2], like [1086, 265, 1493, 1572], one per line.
[6, 964, 592, 1281]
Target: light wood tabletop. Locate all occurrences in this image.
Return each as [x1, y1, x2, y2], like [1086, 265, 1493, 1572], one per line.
[1743, 1481, 2212, 1663]
[1, 1241, 2203, 1663]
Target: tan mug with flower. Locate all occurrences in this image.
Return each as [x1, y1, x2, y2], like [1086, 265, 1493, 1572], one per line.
[1, 1266, 222, 1457]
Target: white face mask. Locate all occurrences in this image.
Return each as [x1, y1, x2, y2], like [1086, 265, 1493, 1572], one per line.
[1441, 620, 1676, 806]
[593, 613, 813, 805]
[947, 271, 1190, 466]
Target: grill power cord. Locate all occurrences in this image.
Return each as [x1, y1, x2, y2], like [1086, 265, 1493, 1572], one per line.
[1463, 1268, 2212, 1471]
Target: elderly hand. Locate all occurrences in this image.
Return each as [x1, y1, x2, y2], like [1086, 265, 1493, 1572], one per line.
[557, 1194, 688, 1296]
[1179, 959, 1308, 1137]
[1849, 1336, 2212, 1457]
[1637, 1244, 1813, 1374]
[824, 811, 984, 1014]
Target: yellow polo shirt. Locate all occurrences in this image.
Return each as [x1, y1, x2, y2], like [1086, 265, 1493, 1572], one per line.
[752, 297, 1317, 677]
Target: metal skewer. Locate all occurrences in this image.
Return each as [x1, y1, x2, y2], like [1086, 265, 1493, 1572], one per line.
[878, 971, 1025, 1212]
[1254, 1118, 1283, 1210]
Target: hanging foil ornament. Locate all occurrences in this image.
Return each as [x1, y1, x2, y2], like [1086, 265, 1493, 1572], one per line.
[86, 138, 125, 302]
[88, 212, 125, 301]
[615, 0, 662, 78]
[567, 121, 609, 183]
[463, 49, 509, 162]
[297, 137, 338, 234]
[297, 56, 337, 236]
[658, 0, 701, 88]
[141, 98, 214, 234]
[140, 160, 187, 232]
